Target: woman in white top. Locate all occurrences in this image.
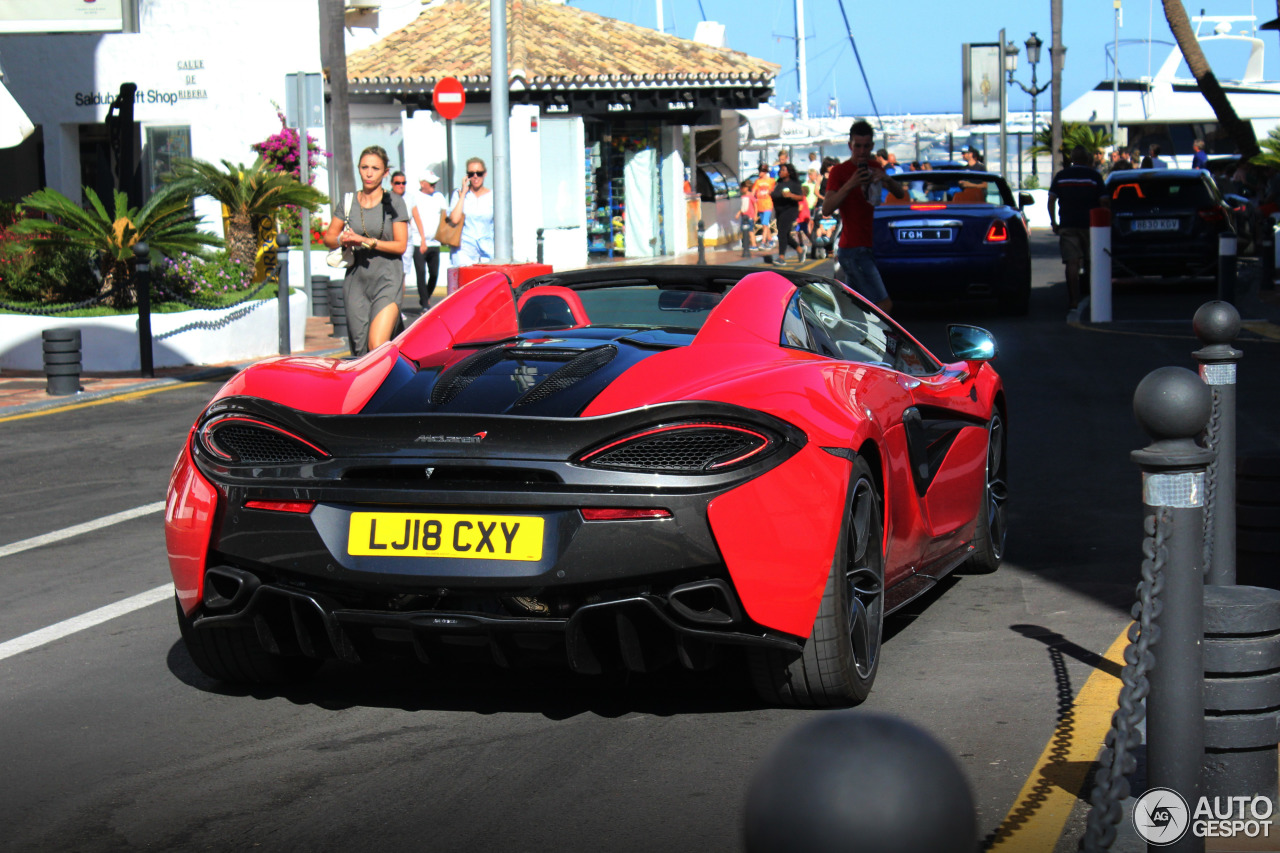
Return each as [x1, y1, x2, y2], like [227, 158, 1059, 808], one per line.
[446, 156, 494, 266]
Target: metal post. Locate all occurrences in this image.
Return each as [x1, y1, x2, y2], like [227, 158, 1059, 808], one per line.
[536, 227, 544, 265]
[696, 219, 706, 265]
[445, 117, 454, 193]
[741, 213, 752, 258]
[1030, 62, 1039, 178]
[276, 232, 291, 355]
[1132, 366, 1213, 853]
[998, 28, 1008, 183]
[1017, 133, 1023, 188]
[133, 241, 153, 378]
[295, 71, 313, 315]
[490, 0, 512, 263]
[1218, 234, 1237, 305]
[1090, 208, 1112, 322]
[1193, 301, 1242, 586]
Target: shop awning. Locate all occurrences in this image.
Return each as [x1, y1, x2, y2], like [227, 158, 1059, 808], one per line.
[737, 105, 786, 141]
[0, 74, 34, 149]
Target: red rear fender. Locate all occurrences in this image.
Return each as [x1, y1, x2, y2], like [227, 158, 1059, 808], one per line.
[398, 272, 519, 362]
[165, 436, 218, 615]
[211, 344, 399, 415]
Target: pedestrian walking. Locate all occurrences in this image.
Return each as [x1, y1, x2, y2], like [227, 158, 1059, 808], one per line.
[1047, 145, 1108, 311]
[322, 145, 409, 356]
[414, 169, 448, 308]
[389, 170, 423, 290]
[447, 157, 495, 266]
[771, 162, 805, 263]
[821, 119, 906, 313]
[754, 164, 776, 249]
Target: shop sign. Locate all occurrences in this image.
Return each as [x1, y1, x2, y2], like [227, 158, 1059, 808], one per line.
[73, 57, 208, 107]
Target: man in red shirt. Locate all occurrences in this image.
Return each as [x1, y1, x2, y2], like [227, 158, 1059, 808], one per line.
[821, 120, 905, 312]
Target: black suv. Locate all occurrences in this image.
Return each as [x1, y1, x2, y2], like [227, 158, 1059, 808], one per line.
[1107, 169, 1236, 278]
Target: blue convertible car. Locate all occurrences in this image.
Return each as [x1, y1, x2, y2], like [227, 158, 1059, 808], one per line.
[871, 170, 1033, 315]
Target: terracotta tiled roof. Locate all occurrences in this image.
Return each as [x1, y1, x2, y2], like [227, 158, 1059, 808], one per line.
[345, 0, 778, 93]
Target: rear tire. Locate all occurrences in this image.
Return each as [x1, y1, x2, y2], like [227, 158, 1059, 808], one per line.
[750, 456, 885, 708]
[176, 597, 320, 685]
[965, 410, 1008, 574]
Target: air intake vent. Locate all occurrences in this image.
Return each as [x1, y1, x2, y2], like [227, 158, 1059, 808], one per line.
[514, 345, 617, 407]
[430, 343, 511, 405]
[203, 420, 325, 464]
[581, 423, 775, 473]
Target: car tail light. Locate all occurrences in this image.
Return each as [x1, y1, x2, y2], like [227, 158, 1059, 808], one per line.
[578, 422, 779, 473]
[1198, 206, 1227, 224]
[984, 220, 1009, 243]
[910, 204, 947, 210]
[1112, 182, 1145, 200]
[580, 508, 672, 521]
[198, 416, 330, 464]
[244, 500, 317, 514]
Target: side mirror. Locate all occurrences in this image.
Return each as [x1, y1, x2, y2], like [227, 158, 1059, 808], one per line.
[1018, 192, 1035, 208]
[948, 324, 998, 361]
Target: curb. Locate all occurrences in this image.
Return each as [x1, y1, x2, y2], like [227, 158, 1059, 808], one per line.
[1, 345, 349, 418]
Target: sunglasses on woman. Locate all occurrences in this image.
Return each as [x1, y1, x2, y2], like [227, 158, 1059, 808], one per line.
[467, 170, 485, 177]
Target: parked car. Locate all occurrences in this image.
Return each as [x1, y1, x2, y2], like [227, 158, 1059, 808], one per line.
[1107, 168, 1237, 278]
[872, 170, 1034, 314]
[165, 266, 1006, 708]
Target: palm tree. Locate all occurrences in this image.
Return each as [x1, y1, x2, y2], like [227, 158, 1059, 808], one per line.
[168, 158, 327, 268]
[1028, 122, 1114, 160]
[1162, 0, 1259, 159]
[13, 182, 220, 308]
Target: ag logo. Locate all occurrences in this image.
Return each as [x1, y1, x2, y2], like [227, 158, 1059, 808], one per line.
[1133, 787, 1190, 845]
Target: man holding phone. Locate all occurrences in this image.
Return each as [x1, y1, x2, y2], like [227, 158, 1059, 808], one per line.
[821, 120, 906, 313]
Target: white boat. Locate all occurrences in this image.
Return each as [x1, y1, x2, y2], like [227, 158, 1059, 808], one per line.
[1062, 15, 1280, 162]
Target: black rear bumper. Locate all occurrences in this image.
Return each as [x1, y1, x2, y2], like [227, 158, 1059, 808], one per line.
[191, 565, 801, 674]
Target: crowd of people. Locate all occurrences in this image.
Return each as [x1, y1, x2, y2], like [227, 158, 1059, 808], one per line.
[322, 145, 496, 356]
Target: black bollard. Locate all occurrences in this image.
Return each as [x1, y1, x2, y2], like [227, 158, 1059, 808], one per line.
[133, 241, 153, 378]
[326, 279, 349, 348]
[1193, 301, 1242, 585]
[41, 328, 81, 396]
[1218, 233, 1237, 305]
[276, 231, 291, 355]
[741, 215, 752, 258]
[744, 712, 976, 853]
[1202, 584, 1280, 805]
[310, 275, 330, 318]
[536, 227, 545, 265]
[1132, 366, 1214, 853]
[696, 219, 707, 265]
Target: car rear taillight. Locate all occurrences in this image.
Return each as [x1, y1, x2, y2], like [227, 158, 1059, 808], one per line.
[910, 204, 947, 210]
[1198, 206, 1227, 224]
[984, 220, 1009, 243]
[244, 500, 317, 514]
[580, 508, 673, 521]
[198, 416, 330, 464]
[578, 422, 779, 473]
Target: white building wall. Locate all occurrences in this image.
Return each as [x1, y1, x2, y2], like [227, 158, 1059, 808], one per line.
[0, 0, 326, 230]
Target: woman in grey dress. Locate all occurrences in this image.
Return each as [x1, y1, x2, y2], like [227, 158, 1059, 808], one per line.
[322, 145, 409, 356]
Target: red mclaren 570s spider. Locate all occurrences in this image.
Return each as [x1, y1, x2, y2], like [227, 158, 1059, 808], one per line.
[165, 265, 1006, 707]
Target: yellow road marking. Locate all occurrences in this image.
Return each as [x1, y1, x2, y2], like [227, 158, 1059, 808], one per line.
[0, 381, 214, 424]
[984, 626, 1130, 850]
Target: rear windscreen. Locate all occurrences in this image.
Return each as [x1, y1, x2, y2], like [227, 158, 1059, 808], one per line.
[1110, 179, 1213, 209]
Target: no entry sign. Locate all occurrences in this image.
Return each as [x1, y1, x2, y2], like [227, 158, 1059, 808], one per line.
[432, 77, 465, 120]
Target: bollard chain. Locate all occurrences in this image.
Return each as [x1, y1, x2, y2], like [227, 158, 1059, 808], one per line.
[1080, 506, 1171, 852]
[152, 297, 274, 340]
[0, 281, 134, 315]
[1201, 388, 1222, 572]
[153, 278, 273, 311]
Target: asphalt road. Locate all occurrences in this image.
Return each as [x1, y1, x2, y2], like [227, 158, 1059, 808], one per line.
[2, 235, 1278, 853]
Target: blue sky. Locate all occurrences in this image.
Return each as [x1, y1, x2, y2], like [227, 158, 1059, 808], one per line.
[570, 0, 1280, 115]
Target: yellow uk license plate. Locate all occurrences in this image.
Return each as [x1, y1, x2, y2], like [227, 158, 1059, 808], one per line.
[347, 512, 544, 561]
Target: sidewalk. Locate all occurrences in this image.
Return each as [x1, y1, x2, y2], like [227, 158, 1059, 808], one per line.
[0, 248, 782, 418]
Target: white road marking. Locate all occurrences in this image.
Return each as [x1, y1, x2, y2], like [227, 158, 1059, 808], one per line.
[0, 584, 172, 662]
[0, 501, 166, 559]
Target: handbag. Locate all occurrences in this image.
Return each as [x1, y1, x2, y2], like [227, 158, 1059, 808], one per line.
[325, 193, 357, 267]
[434, 209, 463, 249]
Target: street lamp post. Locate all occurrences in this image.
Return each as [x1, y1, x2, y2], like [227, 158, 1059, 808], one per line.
[1006, 32, 1050, 177]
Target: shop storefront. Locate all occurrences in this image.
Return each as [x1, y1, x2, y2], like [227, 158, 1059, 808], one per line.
[344, 0, 775, 265]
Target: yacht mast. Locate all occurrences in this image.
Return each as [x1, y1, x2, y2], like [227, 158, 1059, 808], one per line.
[796, 0, 809, 119]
